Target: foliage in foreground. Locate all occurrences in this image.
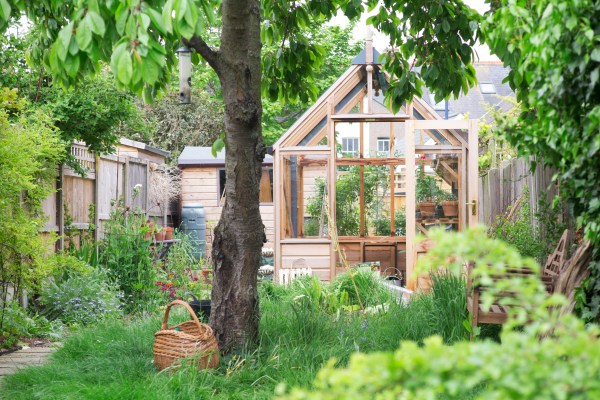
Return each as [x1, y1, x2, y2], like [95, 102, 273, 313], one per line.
[283, 228, 600, 399]
[0, 269, 468, 399]
[483, 0, 600, 320]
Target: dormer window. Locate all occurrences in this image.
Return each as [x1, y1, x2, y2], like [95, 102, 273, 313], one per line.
[428, 93, 446, 111]
[479, 83, 496, 94]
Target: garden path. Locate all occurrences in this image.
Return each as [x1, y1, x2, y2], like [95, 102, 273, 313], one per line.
[0, 343, 60, 378]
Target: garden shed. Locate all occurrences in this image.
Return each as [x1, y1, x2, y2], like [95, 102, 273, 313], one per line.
[273, 37, 479, 289]
[178, 147, 275, 255]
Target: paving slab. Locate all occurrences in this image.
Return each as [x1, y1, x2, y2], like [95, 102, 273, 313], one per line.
[0, 343, 61, 378]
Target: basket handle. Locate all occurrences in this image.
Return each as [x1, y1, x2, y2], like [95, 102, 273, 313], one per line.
[162, 299, 204, 331]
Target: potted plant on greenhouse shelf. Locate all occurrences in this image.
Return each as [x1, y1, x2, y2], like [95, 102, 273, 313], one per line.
[154, 226, 166, 241]
[416, 169, 440, 218]
[440, 191, 459, 217]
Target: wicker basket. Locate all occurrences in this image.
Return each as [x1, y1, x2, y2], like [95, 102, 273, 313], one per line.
[153, 300, 220, 371]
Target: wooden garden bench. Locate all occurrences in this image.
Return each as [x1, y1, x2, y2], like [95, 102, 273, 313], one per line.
[466, 230, 570, 338]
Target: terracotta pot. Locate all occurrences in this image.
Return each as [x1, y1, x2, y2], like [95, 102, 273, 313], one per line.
[201, 269, 213, 284]
[418, 202, 436, 218]
[155, 230, 166, 241]
[145, 220, 155, 241]
[163, 226, 174, 240]
[441, 201, 459, 217]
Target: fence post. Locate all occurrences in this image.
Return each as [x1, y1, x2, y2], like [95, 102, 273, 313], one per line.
[57, 165, 65, 251]
[123, 155, 130, 208]
[94, 154, 100, 242]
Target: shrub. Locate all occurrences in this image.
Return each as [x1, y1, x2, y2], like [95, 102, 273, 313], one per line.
[282, 228, 600, 399]
[0, 301, 63, 349]
[0, 106, 65, 329]
[155, 231, 211, 301]
[40, 269, 123, 326]
[99, 201, 159, 313]
[489, 187, 544, 262]
[332, 268, 393, 308]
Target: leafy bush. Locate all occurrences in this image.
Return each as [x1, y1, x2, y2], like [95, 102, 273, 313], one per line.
[0, 106, 65, 314]
[99, 202, 159, 313]
[283, 228, 600, 399]
[0, 301, 63, 349]
[156, 231, 211, 301]
[40, 269, 123, 326]
[489, 187, 544, 262]
[332, 268, 393, 308]
[372, 210, 407, 236]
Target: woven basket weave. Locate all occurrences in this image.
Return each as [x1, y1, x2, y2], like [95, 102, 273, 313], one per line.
[153, 300, 220, 371]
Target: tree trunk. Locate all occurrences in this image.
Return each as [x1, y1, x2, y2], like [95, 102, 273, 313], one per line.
[207, 0, 265, 352]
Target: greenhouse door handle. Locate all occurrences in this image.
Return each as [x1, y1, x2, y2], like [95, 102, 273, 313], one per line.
[465, 200, 477, 216]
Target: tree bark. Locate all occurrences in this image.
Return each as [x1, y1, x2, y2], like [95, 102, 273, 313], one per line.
[199, 0, 265, 352]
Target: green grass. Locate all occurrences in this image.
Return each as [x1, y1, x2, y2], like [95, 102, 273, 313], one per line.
[1, 277, 470, 399]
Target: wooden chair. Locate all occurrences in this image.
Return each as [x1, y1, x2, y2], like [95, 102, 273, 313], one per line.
[541, 229, 570, 292]
[466, 229, 570, 339]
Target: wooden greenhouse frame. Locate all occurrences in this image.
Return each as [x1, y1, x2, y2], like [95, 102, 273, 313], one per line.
[273, 37, 479, 289]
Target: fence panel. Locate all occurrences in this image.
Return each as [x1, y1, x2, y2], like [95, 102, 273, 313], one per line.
[479, 157, 557, 226]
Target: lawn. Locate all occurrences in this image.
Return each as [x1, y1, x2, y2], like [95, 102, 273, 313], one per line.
[0, 273, 468, 400]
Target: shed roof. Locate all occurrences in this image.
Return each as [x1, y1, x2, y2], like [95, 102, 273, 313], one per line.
[178, 146, 273, 168]
[119, 138, 170, 158]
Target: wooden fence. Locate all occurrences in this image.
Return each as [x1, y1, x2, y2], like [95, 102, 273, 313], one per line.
[478, 157, 558, 227]
[41, 142, 174, 250]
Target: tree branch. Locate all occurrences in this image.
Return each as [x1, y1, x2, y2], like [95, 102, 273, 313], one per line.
[184, 35, 222, 74]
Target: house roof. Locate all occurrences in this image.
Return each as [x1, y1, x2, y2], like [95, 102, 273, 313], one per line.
[119, 138, 170, 158]
[421, 62, 514, 121]
[178, 146, 273, 168]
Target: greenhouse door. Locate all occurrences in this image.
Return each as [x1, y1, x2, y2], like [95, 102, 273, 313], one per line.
[404, 119, 479, 290]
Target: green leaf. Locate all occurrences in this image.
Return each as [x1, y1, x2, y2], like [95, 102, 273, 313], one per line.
[174, 0, 187, 22]
[162, 0, 174, 34]
[115, 5, 129, 35]
[75, 18, 93, 51]
[442, 19, 450, 33]
[64, 54, 80, 78]
[591, 48, 600, 63]
[111, 42, 133, 84]
[68, 37, 79, 56]
[58, 22, 74, 52]
[211, 135, 225, 158]
[0, 0, 11, 21]
[117, 52, 133, 84]
[147, 9, 166, 35]
[141, 58, 160, 85]
[88, 11, 106, 37]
